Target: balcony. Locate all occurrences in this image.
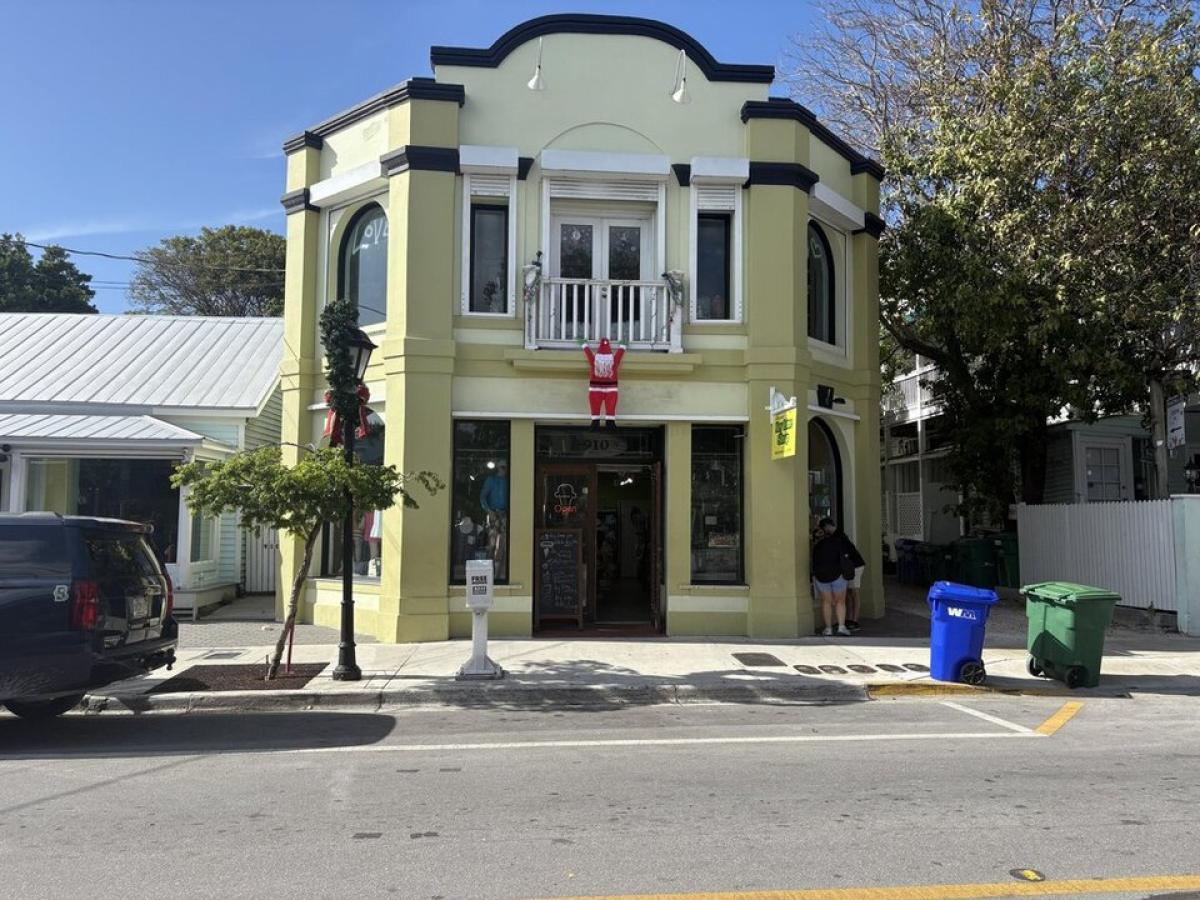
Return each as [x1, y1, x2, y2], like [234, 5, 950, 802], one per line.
[882, 369, 940, 424]
[526, 278, 682, 352]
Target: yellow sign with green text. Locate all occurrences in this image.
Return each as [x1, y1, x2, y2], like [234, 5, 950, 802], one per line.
[771, 405, 797, 459]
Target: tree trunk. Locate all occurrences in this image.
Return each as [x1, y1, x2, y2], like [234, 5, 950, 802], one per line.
[1018, 422, 1050, 508]
[1149, 378, 1170, 499]
[266, 528, 318, 680]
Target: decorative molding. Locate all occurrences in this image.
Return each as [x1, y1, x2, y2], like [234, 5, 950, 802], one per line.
[745, 161, 819, 192]
[282, 131, 323, 154]
[380, 145, 461, 176]
[540, 148, 670, 179]
[430, 14, 775, 84]
[690, 156, 750, 184]
[672, 164, 691, 186]
[741, 98, 886, 181]
[280, 187, 317, 214]
[282, 78, 465, 149]
[854, 212, 886, 238]
[517, 157, 535, 180]
[459, 144, 519, 175]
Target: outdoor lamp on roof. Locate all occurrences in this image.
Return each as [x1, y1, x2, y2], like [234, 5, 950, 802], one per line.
[348, 327, 377, 383]
[671, 49, 691, 104]
[527, 37, 545, 91]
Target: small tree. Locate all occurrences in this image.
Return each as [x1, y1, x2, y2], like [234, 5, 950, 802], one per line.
[0, 233, 97, 314]
[172, 448, 441, 679]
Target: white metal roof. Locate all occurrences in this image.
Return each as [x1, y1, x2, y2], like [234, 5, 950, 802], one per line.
[0, 314, 283, 415]
[0, 413, 204, 444]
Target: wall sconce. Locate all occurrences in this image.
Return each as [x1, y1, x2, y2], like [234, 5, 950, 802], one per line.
[527, 37, 545, 91]
[670, 49, 691, 104]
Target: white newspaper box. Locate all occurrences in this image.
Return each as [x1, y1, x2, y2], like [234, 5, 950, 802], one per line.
[457, 559, 504, 680]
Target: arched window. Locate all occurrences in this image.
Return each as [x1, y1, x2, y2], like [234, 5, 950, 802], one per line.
[807, 222, 835, 344]
[338, 204, 388, 327]
[808, 418, 843, 531]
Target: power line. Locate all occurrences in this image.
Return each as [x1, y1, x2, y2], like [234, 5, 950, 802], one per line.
[20, 240, 287, 275]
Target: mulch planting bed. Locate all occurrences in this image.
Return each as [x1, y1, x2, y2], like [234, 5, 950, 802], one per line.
[149, 663, 328, 694]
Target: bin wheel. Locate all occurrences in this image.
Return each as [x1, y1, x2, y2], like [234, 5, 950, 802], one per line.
[1026, 656, 1044, 678]
[960, 662, 987, 686]
[1064, 666, 1086, 689]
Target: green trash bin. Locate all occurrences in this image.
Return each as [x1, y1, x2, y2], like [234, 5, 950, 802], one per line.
[1023, 581, 1121, 688]
[993, 532, 1020, 588]
[952, 538, 998, 588]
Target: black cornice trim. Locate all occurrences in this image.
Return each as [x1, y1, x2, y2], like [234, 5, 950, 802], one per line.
[741, 98, 886, 181]
[280, 188, 317, 214]
[431, 14, 775, 84]
[283, 78, 466, 151]
[854, 212, 886, 238]
[380, 145, 461, 176]
[672, 164, 691, 187]
[746, 161, 819, 192]
[517, 157, 534, 180]
[282, 131, 323, 154]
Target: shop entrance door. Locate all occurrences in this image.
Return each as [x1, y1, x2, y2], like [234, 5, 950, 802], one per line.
[533, 428, 664, 634]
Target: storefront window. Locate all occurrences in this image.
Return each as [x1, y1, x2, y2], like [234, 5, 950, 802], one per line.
[321, 411, 385, 580]
[808, 418, 843, 531]
[690, 426, 744, 583]
[24, 457, 180, 562]
[450, 420, 510, 584]
[339, 203, 388, 327]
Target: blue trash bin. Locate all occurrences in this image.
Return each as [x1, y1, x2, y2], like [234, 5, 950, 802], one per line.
[928, 581, 999, 685]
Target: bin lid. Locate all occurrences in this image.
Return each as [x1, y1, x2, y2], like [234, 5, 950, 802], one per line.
[928, 580, 999, 606]
[1021, 581, 1121, 603]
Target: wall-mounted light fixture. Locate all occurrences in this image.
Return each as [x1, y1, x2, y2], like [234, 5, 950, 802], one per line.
[527, 37, 545, 91]
[670, 49, 691, 104]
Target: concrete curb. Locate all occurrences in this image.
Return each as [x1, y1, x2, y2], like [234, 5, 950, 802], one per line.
[84, 680, 874, 715]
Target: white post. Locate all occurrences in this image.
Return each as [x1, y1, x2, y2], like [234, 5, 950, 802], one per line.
[457, 559, 504, 680]
[1174, 496, 1200, 637]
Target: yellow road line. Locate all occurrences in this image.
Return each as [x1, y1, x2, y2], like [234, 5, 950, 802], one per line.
[1035, 701, 1084, 736]
[549, 873, 1200, 900]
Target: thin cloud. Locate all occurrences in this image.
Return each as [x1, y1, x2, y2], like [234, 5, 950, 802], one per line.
[17, 206, 282, 243]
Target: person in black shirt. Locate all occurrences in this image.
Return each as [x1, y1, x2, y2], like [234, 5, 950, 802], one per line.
[811, 517, 852, 636]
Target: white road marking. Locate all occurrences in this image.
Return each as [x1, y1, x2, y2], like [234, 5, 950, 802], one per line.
[940, 700, 1034, 733]
[286, 730, 1045, 755]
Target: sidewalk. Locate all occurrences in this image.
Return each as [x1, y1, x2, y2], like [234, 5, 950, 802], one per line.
[89, 625, 1200, 714]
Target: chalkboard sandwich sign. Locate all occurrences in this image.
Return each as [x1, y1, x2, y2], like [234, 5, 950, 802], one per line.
[535, 529, 584, 628]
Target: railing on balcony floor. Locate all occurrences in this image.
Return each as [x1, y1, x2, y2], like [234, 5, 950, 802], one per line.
[527, 278, 681, 352]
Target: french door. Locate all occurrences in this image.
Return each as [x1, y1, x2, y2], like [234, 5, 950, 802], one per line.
[550, 216, 652, 282]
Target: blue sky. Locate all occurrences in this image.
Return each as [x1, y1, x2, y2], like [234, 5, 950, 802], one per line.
[2, 1, 818, 313]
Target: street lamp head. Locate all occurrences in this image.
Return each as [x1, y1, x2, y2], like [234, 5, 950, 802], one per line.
[347, 327, 377, 383]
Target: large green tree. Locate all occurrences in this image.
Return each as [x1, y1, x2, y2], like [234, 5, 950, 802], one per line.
[0, 233, 97, 314]
[130, 225, 285, 317]
[787, 0, 1200, 514]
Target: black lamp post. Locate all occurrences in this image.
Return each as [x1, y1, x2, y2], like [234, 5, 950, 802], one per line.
[332, 326, 377, 682]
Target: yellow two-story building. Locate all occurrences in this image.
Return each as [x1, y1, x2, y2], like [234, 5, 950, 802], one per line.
[279, 14, 885, 642]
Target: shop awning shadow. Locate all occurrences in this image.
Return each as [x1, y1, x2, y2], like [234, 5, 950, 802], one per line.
[413, 658, 868, 713]
[0, 711, 396, 760]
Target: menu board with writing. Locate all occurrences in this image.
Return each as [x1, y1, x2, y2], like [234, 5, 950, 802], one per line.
[535, 529, 583, 627]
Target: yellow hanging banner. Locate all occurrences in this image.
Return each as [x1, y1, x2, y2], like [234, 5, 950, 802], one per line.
[769, 386, 798, 460]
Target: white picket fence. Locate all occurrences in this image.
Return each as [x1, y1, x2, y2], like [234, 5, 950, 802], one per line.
[1017, 500, 1178, 610]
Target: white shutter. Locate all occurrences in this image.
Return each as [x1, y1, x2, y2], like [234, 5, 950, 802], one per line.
[470, 174, 511, 197]
[696, 184, 737, 211]
[548, 179, 659, 202]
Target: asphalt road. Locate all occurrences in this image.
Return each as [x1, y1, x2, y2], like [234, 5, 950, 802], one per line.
[1, 694, 1198, 900]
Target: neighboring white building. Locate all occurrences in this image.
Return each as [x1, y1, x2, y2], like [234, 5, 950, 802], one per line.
[0, 313, 283, 614]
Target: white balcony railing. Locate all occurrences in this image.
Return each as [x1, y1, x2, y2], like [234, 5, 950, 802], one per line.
[882, 369, 940, 422]
[526, 277, 681, 352]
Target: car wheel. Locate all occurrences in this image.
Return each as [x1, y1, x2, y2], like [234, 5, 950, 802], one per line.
[3, 694, 85, 720]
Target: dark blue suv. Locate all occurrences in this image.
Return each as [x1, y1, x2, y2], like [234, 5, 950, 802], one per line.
[0, 514, 178, 719]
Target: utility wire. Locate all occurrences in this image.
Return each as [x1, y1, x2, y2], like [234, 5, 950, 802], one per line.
[20, 240, 287, 275]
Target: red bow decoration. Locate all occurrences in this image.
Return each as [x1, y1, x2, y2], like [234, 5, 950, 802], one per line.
[323, 385, 373, 446]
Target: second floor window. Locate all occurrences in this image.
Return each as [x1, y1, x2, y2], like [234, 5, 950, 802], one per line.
[696, 213, 731, 320]
[340, 203, 388, 327]
[470, 204, 508, 314]
[807, 222, 835, 344]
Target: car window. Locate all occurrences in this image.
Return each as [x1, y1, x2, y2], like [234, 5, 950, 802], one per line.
[82, 531, 159, 579]
[0, 524, 70, 579]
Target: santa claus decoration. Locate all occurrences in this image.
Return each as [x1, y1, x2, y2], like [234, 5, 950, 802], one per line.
[582, 338, 625, 431]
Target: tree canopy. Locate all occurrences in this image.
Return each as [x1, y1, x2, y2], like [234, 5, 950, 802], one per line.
[788, 0, 1200, 514]
[130, 225, 285, 317]
[0, 233, 97, 314]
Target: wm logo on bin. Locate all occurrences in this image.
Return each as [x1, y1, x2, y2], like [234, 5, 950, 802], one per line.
[946, 606, 979, 621]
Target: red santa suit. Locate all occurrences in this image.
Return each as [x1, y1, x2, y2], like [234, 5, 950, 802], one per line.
[582, 338, 625, 429]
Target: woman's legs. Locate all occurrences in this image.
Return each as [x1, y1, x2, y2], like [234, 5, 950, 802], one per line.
[820, 588, 834, 630]
[832, 588, 847, 629]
